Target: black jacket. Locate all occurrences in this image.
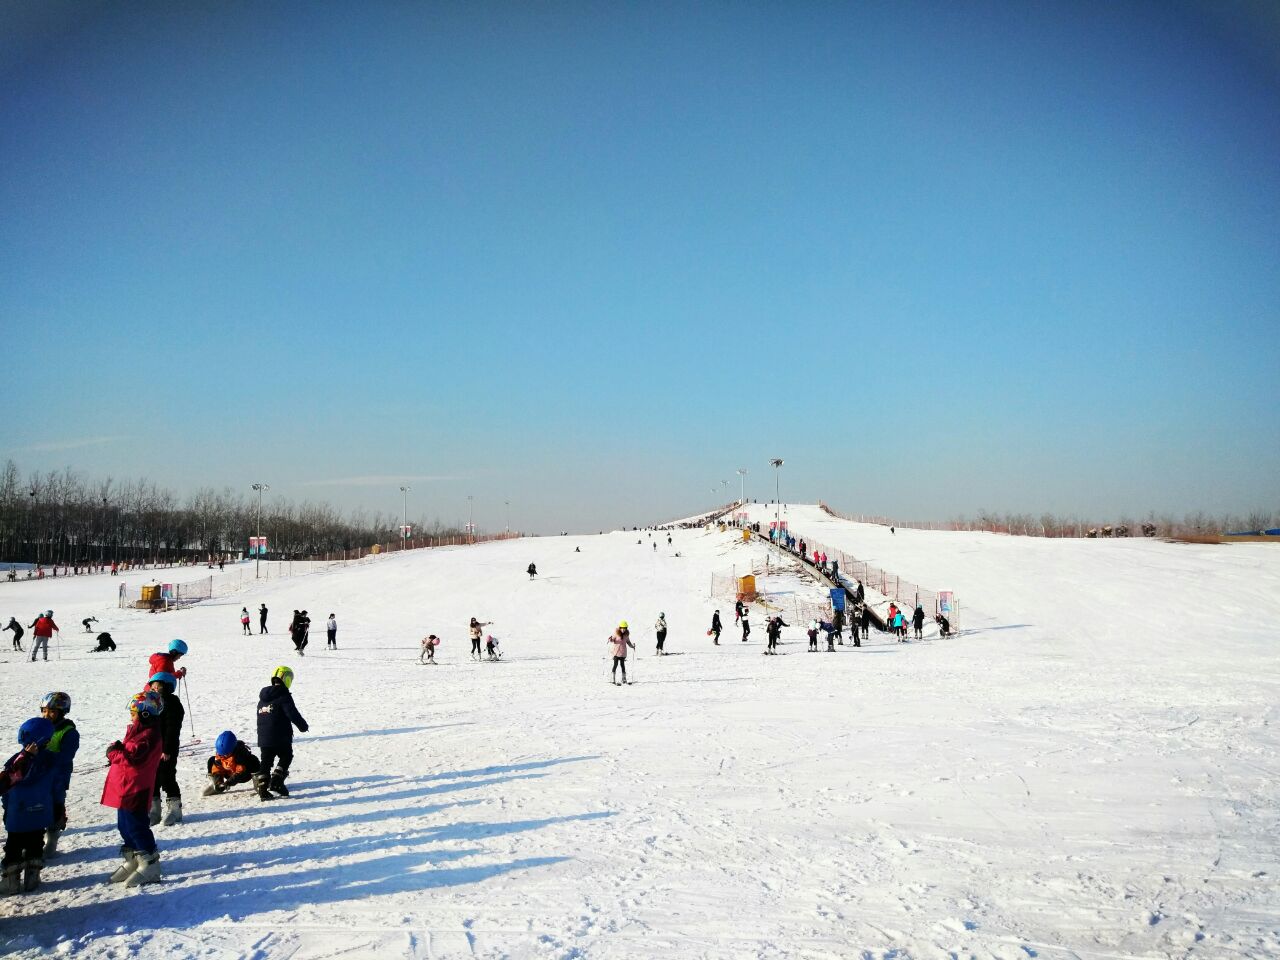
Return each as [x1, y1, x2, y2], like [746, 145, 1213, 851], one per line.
[257, 681, 309, 751]
[711, 613, 722, 632]
[158, 688, 185, 756]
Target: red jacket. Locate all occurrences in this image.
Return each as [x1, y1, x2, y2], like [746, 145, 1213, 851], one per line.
[100, 719, 163, 812]
[146, 651, 185, 682]
[32, 616, 57, 638]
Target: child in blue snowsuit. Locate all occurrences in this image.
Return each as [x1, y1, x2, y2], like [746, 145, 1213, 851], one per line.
[1, 717, 57, 894]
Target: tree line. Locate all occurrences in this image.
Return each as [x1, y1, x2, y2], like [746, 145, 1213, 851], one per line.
[0, 460, 466, 566]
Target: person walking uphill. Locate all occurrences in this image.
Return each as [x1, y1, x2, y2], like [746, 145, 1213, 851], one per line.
[255, 666, 308, 801]
[101, 691, 165, 888]
[607, 622, 635, 686]
[38, 693, 79, 859]
[1, 717, 57, 895]
[146, 673, 185, 827]
[29, 611, 58, 663]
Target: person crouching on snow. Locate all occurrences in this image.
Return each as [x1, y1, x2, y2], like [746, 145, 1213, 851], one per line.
[203, 731, 261, 796]
[485, 635, 501, 660]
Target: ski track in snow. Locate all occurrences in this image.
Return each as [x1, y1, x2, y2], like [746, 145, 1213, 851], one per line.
[0, 506, 1277, 959]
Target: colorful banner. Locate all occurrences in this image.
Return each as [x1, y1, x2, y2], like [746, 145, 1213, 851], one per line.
[938, 590, 953, 614]
[249, 537, 269, 556]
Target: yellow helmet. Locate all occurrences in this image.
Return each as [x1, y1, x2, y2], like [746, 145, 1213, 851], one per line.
[618, 621, 629, 630]
[272, 665, 294, 689]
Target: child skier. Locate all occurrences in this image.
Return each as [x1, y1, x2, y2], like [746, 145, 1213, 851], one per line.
[147, 672, 185, 826]
[240, 608, 252, 635]
[255, 666, 309, 801]
[38, 693, 78, 858]
[765, 615, 787, 655]
[101, 691, 165, 887]
[607, 622, 634, 685]
[202, 731, 261, 796]
[28, 611, 57, 663]
[485, 635, 502, 660]
[527, 562, 537, 579]
[1, 717, 56, 894]
[147, 639, 188, 683]
[807, 619, 819, 652]
[420, 634, 440, 664]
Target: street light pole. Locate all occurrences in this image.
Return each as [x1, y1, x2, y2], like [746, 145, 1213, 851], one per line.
[251, 482, 269, 578]
[736, 468, 747, 506]
[399, 485, 411, 549]
[769, 459, 784, 527]
[505, 499, 510, 535]
[467, 495, 474, 545]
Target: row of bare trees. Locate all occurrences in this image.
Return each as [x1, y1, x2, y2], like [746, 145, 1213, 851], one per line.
[953, 509, 1278, 539]
[0, 460, 466, 567]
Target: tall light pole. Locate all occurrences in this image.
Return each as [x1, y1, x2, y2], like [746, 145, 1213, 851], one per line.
[251, 482, 270, 578]
[736, 468, 747, 506]
[399, 485, 411, 550]
[505, 499, 510, 535]
[467, 495, 474, 545]
[769, 459, 784, 527]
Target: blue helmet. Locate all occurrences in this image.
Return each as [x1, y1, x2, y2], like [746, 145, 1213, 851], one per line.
[19, 717, 55, 746]
[148, 672, 177, 689]
[168, 639, 188, 655]
[214, 731, 237, 756]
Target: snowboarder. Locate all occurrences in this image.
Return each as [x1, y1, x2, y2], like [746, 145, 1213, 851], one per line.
[607, 622, 634, 685]
[81, 616, 98, 633]
[28, 611, 57, 663]
[912, 605, 925, 640]
[102, 690, 165, 887]
[3, 618, 23, 652]
[258, 604, 268, 634]
[90, 632, 116, 652]
[420, 634, 440, 664]
[654, 612, 668, 655]
[765, 615, 787, 655]
[38, 692, 78, 858]
[326, 613, 337, 650]
[740, 607, 751, 642]
[709, 610, 722, 645]
[527, 562, 537, 579]
[146, 672, 185, 827]
[254, 666, 308, 801]
[202, 731, 261, 796]
[240, 607, 252, 635]
[1, 717, 57, 895]
[468, 617, 491, 660]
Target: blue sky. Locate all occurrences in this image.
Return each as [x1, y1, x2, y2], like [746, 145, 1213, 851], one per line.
[2, 1, 1277, 533]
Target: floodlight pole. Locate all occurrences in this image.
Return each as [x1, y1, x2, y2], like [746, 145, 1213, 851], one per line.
[736, 468, 747, 506]
[770, 459, 784, 527]
[505, 499, 510, 535]
[467, 495, 474, 545]
[251, 482, 270, 578]
[400, 485, 411, 549]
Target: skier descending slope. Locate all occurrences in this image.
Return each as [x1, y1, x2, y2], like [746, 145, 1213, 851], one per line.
[254, 667, 308, 801]
[607, 623, 634, 686]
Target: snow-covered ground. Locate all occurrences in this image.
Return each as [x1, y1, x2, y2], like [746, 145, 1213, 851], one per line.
[0, 512, 1277, 959]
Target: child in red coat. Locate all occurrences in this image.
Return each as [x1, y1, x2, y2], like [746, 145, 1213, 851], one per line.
[101, 691, 165, 887]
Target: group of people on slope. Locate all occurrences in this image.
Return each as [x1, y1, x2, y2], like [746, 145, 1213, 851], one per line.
[3, 611, 59, 662]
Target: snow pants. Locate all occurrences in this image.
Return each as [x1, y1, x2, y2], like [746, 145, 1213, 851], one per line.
[2, 831, 42, 866]
[655, 629, 666, 652]
[117, 808, 157, 854]
[261, 744, 293, 778]
[259, 617, 267, 634]
[30, 636, 49, 661]
[155, 756, 181, 799]
[327, 629, 336, 649]
[471, 637, 482, 658]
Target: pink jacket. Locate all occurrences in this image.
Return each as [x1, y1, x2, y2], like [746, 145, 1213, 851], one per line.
[607, 630, 632, 659]
[100, 720, 163, 812]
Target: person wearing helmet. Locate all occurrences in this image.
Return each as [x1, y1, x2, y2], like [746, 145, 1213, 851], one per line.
[607, 622, 634, 686]
[3, 617, 23, 652]
[27, 611, 58, 663]
[147, 639, 188, 684]
[202, 731, 261, 796]
[254, 666, 308, 801]
[146, 673, 185, 827]
[468, 617, 491, 661]
[38, 693, 78, 858]
[1, 717, 57, 894]
[654, 613, 668, 656]
[101, 691, 165, 887]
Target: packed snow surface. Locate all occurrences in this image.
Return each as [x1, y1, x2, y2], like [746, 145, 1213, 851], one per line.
[1, 507, 1278, 959]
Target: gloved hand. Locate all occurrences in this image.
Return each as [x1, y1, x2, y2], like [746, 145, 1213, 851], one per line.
[176, 666, 188, 678]
[106, 740, 122, 757]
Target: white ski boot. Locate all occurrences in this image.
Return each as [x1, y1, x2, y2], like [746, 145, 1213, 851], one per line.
[22, 859, 43, 892]
[201, 776, 224, 797]
[43, 828, 61, 858]
[162, 798, 183, 826]
[0, 863, 21, 896]
[107, 847, 137, 884]
[124, 851, 161, 887]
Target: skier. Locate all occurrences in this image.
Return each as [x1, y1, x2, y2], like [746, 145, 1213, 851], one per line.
[292, 611, 311, 656]
[81, 616, 98, 633]
[258, 604, 268, 634]
[90, 632, 116, 652]
[912, 605, 925, 640]
[239, 607, 252, 635]
[28, 611, 57, 663]
[485, 635, 502, 660]
[3, 617, 23, 652]
[860, 604, 871, 643]
[468, 617, 491, 661]
[147, 639, 188, 684]
[420, 634, 440, 664]
[102, 691, 165, 887]
[1, 717, 57, 895]
[326, 613, 337, 650]
[38, 692, 78, 858]
[202, 731, 261, 796]
[709, 610, 722, 645]
[807, 619, 819, 652]
[254, 666, 308, 801]
[146, 672, 185, 827]
[654, 612, 668, 655]
[607, 622, 634, 685]
[740, 607, 751, 642]
[527, 562, 537, 579]
[892, 608, 906, 641]
[935, 613, 952, 638]
[765, 615, 787, 655]
[822, 620, 837, 652]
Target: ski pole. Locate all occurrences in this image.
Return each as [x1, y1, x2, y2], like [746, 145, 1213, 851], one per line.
[181, 675, 196, 741]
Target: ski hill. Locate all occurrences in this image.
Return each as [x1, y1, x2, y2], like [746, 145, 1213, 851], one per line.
[0, 512, 1277, 959]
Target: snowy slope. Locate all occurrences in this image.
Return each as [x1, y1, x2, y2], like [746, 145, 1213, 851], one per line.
[0, 517, 1277, 960]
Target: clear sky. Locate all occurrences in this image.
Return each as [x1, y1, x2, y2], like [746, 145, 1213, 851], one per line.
[3, 1, 1277, 534]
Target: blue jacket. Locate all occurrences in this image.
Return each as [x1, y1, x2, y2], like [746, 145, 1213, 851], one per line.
[2, 749, 57, 832]
[46, 719, 79, 806]
[257, 682, 308, 752]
